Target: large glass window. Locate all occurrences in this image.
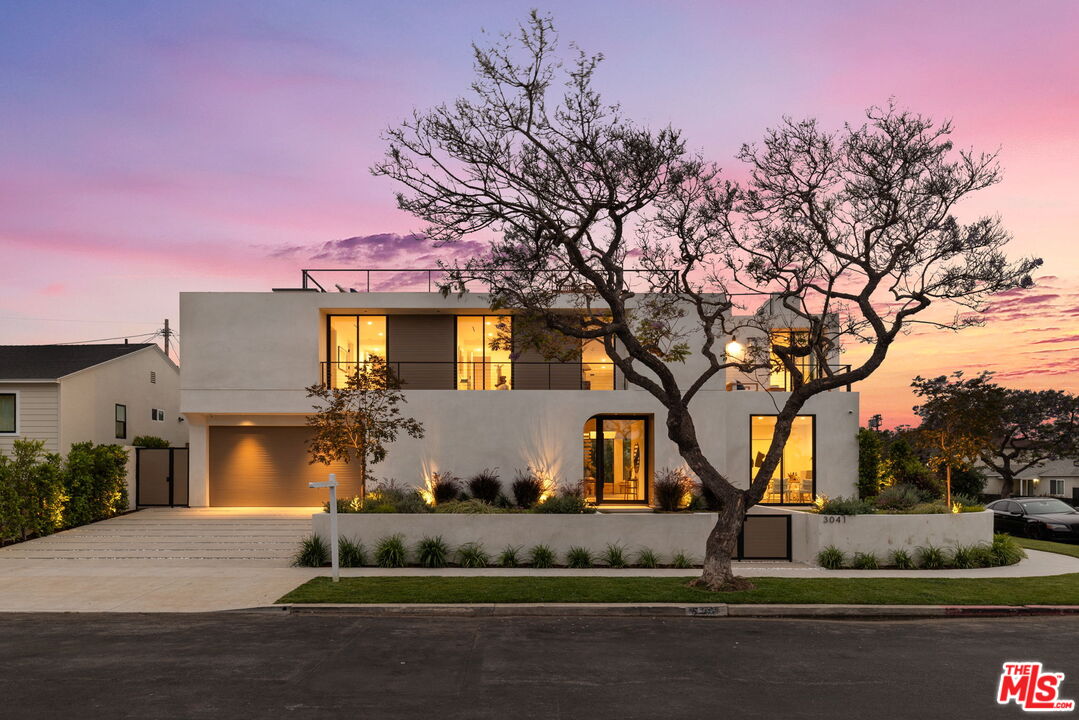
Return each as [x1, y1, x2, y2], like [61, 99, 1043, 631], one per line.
[328, 315, 387, 387]
[769, 329, 816, 390]
[582, 339, 614, 390]
[583, 416, 649, 504]
[751, 415, 814, 504]
[0, 393, 15, 433]
[457, 316, 512, 390]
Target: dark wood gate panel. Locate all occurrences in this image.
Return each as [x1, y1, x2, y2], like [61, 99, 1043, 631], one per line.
[736, 514, 792, 560]
[136, 448, 189, 507]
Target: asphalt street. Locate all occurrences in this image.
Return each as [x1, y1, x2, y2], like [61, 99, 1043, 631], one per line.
[2, 613, 1077, 719]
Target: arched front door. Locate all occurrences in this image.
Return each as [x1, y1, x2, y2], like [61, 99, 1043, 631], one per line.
[583, 415, 650, 505]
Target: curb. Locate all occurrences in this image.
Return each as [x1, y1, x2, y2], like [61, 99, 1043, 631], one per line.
[281, 603, 1079, 618]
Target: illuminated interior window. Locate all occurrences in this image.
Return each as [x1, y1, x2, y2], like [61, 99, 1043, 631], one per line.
[769, 328, 815, 390]
[456, 316, 512, 390]
[328, 315, 387, 387]
[751, 415, 814, 504]
[583, 416, 648, 504]
[582, 339, 614, 390]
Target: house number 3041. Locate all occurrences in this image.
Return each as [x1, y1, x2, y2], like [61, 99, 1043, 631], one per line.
[822, 516, 847, 524]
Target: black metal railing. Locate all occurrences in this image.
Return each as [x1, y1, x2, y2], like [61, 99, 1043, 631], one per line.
[301, 268, 681, 294]
[320, 361, 625, 391]
[725, 364, 854, 392]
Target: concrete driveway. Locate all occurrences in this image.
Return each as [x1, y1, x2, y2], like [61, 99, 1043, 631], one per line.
[0, 508, 320, 612]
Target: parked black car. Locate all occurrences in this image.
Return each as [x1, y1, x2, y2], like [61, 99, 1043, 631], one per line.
[986, 497, 1079, 541]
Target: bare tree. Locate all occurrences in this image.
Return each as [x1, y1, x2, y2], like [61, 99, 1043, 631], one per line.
[306, 357, 425, 500]
[373, 11, 1040, 590]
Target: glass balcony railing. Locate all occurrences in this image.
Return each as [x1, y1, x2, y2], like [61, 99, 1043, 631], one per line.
[321, 361, 623, 391]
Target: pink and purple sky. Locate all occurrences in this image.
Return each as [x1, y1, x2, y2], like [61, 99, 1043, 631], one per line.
[1, 1, 1076, 426]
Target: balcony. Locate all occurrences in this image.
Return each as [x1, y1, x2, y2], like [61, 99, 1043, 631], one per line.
[321, 361, 625, 391]
[725, 365, 853, 392]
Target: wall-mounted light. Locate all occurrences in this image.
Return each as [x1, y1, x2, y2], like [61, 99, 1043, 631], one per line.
[725, 338, 744, 359]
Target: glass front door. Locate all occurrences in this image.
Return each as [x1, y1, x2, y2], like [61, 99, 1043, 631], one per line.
[583, 416, 649, 505]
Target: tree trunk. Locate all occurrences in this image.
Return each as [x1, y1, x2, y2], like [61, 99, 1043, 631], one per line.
[945, 464, 952, 508]
[999, 470, 1015, 499]
[689, 493, 754, 592]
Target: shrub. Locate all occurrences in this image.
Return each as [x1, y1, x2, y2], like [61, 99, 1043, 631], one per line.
[327, 496, 365, 513]
[339, 537, 366, 567]
[636, 548, 659, 569]
[566, 546, 593, 568]
[375, 534, 407, 568]
[457, 542, 489, 568]
[430, 471, 461, 505]
[432, 499, 508, 514]
[498, 545, 521, 568]
[671, 551, 693, 569]
[990, 534, 1025, 567]
[950, 467, 987, 500]
[0, 439, 67, 542]
[951, 544, 979, 569]
[905, 502, 949, 515]
[857, 427, 885, 498]
[601, 543, 628, 568]
[917, 544, 948, 570]
[292, 535, 329, 567]
[467, 469, 502, 504]
[817, 545, 845, 569]
[510, 468, 545, 509]
[889, 549, 915, 570]
[132, 435, 170, 448]
[851, 552, 879, 570]
[62, 442, 128, 527]
[533, 485, 591, 514]
[873, 484, 921, 512]
[417, 536, 449, 568]
[653, 467, 693, 511]
[364, 479, 429, 513]
[528, 544, 555, 568]
[817, 496, 875, 515]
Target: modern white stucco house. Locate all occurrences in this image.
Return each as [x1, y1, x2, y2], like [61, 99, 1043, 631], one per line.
[0, 343, 186, 455]
[180, 272, 860, 508]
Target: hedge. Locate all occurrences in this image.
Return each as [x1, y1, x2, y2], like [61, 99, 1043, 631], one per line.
[0, 439, 129, 543]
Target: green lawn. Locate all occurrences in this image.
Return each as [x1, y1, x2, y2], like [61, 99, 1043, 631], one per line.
[278, 537, 1079, 606]
[278, 573, 1079, 606]
[1016, 536, 1079, 559]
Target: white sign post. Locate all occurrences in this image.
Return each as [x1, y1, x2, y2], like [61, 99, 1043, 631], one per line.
[309, 474, 339, 582]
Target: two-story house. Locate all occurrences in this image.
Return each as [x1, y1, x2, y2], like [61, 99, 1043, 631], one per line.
[179, 271, 859, 508]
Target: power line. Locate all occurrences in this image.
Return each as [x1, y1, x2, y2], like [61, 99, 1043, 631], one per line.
[54, 331, 161, 345]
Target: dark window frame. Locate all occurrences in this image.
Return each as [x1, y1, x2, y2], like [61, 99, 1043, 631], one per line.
[585, 414, 652, 506]
[0, 392, 16, 434]
[750, 414, 817, 506]
[115, 403, 127, 439]
[324, 313, 390, 386]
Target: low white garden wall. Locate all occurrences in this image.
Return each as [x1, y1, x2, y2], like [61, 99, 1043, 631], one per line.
[312, 511, 724, 564]
[807, 510, 994, 559]
[310, 508, 993, 565]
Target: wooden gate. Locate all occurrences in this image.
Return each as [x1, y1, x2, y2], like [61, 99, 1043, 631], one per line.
[136, 448, 189, 507]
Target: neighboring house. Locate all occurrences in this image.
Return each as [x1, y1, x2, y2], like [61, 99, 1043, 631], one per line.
[179, 271, 860, 507]
[0, 344, 186, 456]
[983, 459, 1079, 502]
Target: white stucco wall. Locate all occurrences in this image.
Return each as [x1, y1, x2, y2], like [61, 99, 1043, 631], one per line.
[59, 346, 186, 451]
[181, 290, 860, 507]
[809, 510, 993, 559]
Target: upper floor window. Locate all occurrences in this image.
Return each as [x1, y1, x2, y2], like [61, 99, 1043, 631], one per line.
[582, 338, 614, 390]
[328, 315, 387, 387]
[751, 415, 814, 504]
[457, 316, 512, 390]
[0, 393, 16, 434]
[769, 328, 817, 391]
[151, 408, 165, 422]
[115, 404, 127, 439]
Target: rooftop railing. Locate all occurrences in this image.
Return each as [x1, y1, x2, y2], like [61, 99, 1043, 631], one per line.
[298, 268, 681, 293]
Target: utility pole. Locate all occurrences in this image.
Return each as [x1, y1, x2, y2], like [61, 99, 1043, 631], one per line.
[162, 318, 172, 358]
